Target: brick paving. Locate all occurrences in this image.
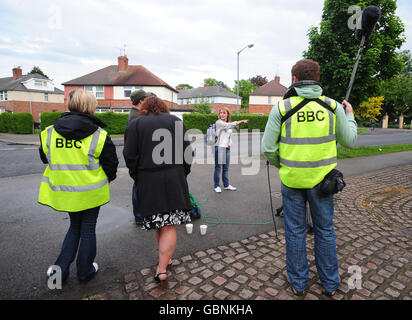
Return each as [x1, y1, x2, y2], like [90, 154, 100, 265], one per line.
[87, 165, 412, 300]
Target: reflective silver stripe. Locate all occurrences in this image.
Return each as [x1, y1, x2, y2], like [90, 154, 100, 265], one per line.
[324, 97, 334, 135]
[280, 134, 336, 145]
[47, 127, 102, 171]
[46, 126, 54, 164]
[280, 156, 337, 168]
[284, 99, 292, 138]
[41, 176, 108, 192]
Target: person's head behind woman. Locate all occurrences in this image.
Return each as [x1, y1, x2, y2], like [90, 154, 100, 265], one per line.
[67, 89, 97, 115]
[139, 96, 170, 116]
[218, 107, 231, 122]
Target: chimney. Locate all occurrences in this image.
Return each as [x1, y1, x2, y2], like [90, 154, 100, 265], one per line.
[274, 76, 280, 84]
[118, 56, 128, 71]
[13, 66, 22, 80]
[204, 83, 209, 87]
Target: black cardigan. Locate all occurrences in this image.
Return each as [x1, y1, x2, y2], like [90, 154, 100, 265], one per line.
[123, 112, 193, 216]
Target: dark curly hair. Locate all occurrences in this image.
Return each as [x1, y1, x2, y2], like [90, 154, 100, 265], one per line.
[139, 96, 170, 115]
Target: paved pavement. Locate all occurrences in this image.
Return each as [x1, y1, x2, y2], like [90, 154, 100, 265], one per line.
[70, 165, 411, 300]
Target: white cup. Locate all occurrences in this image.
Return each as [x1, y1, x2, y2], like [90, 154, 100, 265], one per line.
[186, 223, 193, 234]
[200, 224, 207, 235]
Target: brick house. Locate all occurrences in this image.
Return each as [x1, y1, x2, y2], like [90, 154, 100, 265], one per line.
[249, 76, 287, 114]
[177, 84, 240, 113]
[0, 67, 65, 121]
[62, 56, 178, 113]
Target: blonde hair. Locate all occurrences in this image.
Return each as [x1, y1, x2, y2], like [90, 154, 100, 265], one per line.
[218, 107, 231, 122]
[67, 89, 97, 115]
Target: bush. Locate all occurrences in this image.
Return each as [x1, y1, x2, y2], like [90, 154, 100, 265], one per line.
[0, 113, 13, 132]
[0, 113, 33, 134]
[231, 113, 269, 132]
[40, 112, 64, 130]
[95, 112, 128, 134]
[193, 101, 212, 114]
[40, 112, 129, 134]
[182, 113, 269, 133]
[183, 113, 218, 133]
[13, 113, 33, 134]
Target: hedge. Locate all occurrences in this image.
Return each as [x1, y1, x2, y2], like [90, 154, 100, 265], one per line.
[0, 112, 33, 134]
[182, 113, 269, 133]
[95, 112, 128, 134]
[40, 111, 129, 135]
[40, 112, 64, 130]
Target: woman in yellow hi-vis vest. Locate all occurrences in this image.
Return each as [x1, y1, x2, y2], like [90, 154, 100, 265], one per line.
[38, 89, 118, 285]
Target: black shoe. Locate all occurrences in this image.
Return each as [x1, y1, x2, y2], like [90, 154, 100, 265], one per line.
[135, 217, 143, 226]
[79, 262, 99, 284]
[291, 287, 305, 296]
[154, 272, 168, 289]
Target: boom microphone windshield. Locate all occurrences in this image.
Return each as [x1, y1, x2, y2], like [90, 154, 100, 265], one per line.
[355, 5, 381, 41]
[345, 5, 381, 101]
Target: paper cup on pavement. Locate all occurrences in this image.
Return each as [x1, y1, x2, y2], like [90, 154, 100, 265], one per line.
[186, 223, 193, 234]
[200, 224, 207, 235]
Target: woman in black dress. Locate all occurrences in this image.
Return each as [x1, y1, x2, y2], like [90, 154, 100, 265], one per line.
[123, 96, 192, 288]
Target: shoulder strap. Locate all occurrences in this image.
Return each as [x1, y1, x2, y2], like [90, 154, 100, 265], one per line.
[280, 98, 335, 125]
[280, 98, 311, 124]
[314, 98, 335, 113]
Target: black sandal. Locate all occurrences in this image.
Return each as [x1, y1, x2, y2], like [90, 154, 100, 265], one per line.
[154, 272, 168, 289]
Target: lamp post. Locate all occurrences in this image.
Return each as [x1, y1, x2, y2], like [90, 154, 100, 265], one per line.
[236, 44, 254, 114]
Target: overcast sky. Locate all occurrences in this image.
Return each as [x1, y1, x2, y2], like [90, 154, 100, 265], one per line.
[0, 0, 411, 91]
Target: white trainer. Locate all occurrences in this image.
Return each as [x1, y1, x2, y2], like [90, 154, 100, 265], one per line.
[214, 186, 222, 193]
[224, 185, 237, 191]
[93, 262, 99, 273]
[46, 266, 54, 277]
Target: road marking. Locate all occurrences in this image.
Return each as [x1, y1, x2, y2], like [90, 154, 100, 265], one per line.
[0, 147, 37, 151]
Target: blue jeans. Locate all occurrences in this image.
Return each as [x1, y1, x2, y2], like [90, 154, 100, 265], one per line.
[55, 206, 100, 282]
[214, 147, 230, 188]
[132, 182, 142, 220]
[281, 182, 340, 292]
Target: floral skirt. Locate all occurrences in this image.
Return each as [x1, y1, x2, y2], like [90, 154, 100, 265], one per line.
[142, 209, 192, 231]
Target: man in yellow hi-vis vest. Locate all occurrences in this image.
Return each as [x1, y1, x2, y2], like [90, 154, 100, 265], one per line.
[38, 89, 118, 285]
[262, 59, 357, 296]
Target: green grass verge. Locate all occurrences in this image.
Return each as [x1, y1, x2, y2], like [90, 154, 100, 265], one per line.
[357, 127, 369, 134]
[337, 144, 412, 159]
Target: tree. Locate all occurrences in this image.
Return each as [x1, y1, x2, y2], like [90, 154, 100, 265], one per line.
[249, 75, 268, 87]
[193, 100, 212, 114]
[355, 96, 384, 121]
[176, 84, 193, 90]
[304, 0, 405, 109]
[397, 50, 412, 75]
[28, 66, 49, 79]
[203, 78, 229, 89]
[232, 79, 258, 109]
[380, 73, 412, 118]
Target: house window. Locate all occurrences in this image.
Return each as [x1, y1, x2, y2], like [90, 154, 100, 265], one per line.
[95, 86, 104, 99]
[44, 93, 49, 102]
[34, 80, 47, 87]
[124, 86, 143, 98]
[268, 96, 272, 104]
[0, 107, 5, 113]
[85, 86, 105, 99]
[0, 91, 7, 101]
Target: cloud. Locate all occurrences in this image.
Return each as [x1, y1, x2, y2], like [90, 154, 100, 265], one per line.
[0, 0, 410, 91]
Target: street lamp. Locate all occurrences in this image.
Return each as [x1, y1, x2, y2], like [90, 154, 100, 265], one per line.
[236, 44, 254, 114]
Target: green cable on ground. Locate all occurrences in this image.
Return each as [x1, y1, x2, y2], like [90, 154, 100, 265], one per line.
[196, 198, 281, 228]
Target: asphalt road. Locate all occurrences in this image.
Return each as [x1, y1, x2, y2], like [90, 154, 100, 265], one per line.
[0, 130, 411, 179]
[0, 130, 411, 300]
